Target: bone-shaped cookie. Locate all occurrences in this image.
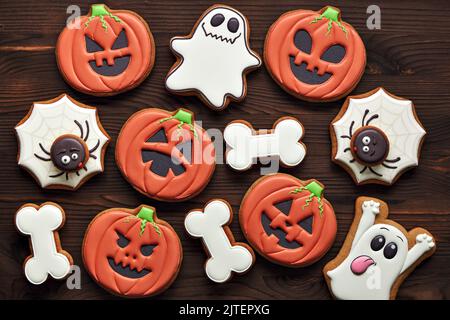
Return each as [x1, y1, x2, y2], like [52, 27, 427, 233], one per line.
[184, 199, 254, 283]
[15, 203, 72, 285]
[224, 117, 306, 171]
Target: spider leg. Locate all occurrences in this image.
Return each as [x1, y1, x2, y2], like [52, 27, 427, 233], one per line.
[74, 120, 84, 140]
[366, 114, 379, 126]
[369, 167, 383, 177]
[340, 121, 355, 140]
[344, 147, 351, 153]
[83, 166, 88, 172]
[385, 157, 401, 163]
[89, 139, 100, 153]
[39, 143, 51, 155]
[76, 171, 80, 176]
[34, 154, 51, 161]
[360, 166, 368, 174]
[65, 172, 69, 180]
[49, 171, 65, 178]
[84, 120, 90, 141]
[382, 163, 398, 169]
[362, 109, 370, 127]
[350, 159, 355, 163]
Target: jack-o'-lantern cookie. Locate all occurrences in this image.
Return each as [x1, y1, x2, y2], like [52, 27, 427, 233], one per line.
[324, 197, 436, 300]
[264, 6, 366, 102]
[166, 4, 261, 110]
[116, 108, 215, 201]
[56, 4, 155, 96]
[240, 174, 337, 267]
[15, 94, 110, 190]
[330, 88, 426, 185]
[83, 205, 182, 298]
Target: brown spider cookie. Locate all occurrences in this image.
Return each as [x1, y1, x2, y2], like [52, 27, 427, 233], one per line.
[15, 94, 110, 190]
[330, 88, 426, 185]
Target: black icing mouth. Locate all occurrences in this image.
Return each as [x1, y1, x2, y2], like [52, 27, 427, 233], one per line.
[289, 57, 332, 85]
[201, 23, 241, 44]
[261, 212, 303, 249]
[89, 56, 130, 76]
[108, 257, 150, 279]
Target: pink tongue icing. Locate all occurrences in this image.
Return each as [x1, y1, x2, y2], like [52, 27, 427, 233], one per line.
[351, 255, 375, 275]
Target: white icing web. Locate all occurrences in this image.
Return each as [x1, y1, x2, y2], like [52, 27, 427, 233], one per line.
[16, 95, 109, 189]
[332, 88, 425, 184]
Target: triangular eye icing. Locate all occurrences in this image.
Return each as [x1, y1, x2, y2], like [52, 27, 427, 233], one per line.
[299, 215, 313, 234]
[85, 35, 103, 53]
[293, 30, 312, 54]
[112, 29, 128, 50]
[175, 140, 192, 164]
[146, 129, 168, 143]
[274, 199, 293, 216]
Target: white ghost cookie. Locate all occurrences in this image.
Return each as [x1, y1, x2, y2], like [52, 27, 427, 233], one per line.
[323, 197, 436, 300]
[166, 5, 261, 110]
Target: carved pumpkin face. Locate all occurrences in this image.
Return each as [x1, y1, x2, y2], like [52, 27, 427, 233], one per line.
[264, 6, 366, 102]
[56, 4, 154, 95]
[116, 108, 216, 201]
[240, 174, 337, 267]
[82, 206, 182, 297]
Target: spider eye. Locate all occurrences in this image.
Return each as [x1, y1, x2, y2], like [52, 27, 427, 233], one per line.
[61, 155, 70, 164]
[71, 153, 79, 160]
[362, 136, 371, 145]
[362, 146, 370, 153]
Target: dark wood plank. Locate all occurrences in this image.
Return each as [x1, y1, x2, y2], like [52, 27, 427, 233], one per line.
[0, 0, 449, 300]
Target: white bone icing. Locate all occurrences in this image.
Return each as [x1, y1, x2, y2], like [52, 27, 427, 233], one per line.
[224, 118, 306, 171]
[327, 200, 435, 300]
[184, 200, 253, 283]
[16, 204, 71, 285]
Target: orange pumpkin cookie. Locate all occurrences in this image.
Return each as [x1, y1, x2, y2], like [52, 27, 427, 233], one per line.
[56, 4, 155, 96]
[240, 173, 337, 267]
[264, 6, 366, 102]
[82, 205, 182, 298]
[116, 108, 216, 201]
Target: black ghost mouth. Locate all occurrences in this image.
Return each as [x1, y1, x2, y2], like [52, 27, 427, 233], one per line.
[89, 56, 130, 76]
[201, 22, 241, 44]
[289, 57, 332, 85]
[108, 257, 150, 279]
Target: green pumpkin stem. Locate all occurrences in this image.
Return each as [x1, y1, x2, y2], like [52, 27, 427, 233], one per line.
[85, 4, 121, 31]
[311, 6, 348, 38]
[290, 181, 325, 217]
[137, 207, 161, 236]
[160, 109, 199, 139]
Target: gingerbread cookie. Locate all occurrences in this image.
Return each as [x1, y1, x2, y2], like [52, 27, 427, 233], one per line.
[56, 4, 155, 96]
[166, 4, 261, 110]
[185, 199, 254, 283]
[224, 117, 306, 171]
[324, 197, 436, 300]
[240, 174, 337, 267]
[116, 108, 215, 201]
[15, 94, 110, 190]
[330, 88, 426, 185]
[15, 202, 73, 285]
[83, 205, 182, 298]
[264, 6, 366, 102]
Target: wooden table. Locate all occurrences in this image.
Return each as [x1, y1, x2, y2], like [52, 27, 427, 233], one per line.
[0, 0, 449, 300]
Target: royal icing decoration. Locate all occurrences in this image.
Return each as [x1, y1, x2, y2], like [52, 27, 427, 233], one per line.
[15, 94, 110, 190]
[331, 87, 426, 185]
[56, 4, 155, 96]
[224, 117, 306, 171]
[185, 200, 254, 283]
[116, 108, 215, 201]
[264, 6, 366, 102]
[15, 203, 72, 285]
[240, 174, 337, 267]
[324, 197, 436, 300]
[83, 206, 182, 297]
[166, 5, 261, 110]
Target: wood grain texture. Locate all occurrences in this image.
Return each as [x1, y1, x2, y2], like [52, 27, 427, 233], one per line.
[0, 0, 449, 300]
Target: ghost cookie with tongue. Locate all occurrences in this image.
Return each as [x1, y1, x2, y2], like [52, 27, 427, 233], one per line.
[323, 197, 436, 300]
[165, 5, 261, 110]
